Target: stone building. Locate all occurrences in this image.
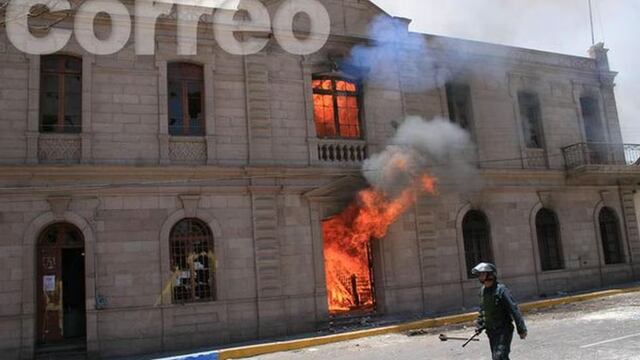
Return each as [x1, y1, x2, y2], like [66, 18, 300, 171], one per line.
[0, 0, 639, 359]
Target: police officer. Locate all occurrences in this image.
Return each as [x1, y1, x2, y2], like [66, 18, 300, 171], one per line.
[472, 262, 527, 360]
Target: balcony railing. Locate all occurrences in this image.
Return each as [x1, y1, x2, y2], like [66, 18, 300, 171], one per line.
[562, 142, 640, 169]
[311, 138, 368, 166]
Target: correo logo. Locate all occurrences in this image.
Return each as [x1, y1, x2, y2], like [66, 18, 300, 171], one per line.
[3, 0, 331, 56]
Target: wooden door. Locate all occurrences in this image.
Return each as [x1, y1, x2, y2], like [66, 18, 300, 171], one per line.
[37, 223, 84, 344]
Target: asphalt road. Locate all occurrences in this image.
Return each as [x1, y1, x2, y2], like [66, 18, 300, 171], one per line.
[245, 291, 640, 360]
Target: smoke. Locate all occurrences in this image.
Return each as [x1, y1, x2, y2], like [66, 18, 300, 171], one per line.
[363, 116, 478, 195]
[372, 0, 640, 143]
[341, 15, 433, 91]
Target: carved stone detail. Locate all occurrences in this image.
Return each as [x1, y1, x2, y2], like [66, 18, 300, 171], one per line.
[169, 137, 207, 164]
[38, 135, 81, 164]
[311, 139, 368, 167]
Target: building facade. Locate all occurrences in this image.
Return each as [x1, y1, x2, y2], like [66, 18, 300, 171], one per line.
[1, 0, 639, 358]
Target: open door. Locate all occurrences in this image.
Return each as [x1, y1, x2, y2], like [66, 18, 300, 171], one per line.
[37, 223, 86, 346]
[322, 217, 376, 316]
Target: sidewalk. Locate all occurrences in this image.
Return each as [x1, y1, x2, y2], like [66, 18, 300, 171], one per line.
[151, 284, 640, 360]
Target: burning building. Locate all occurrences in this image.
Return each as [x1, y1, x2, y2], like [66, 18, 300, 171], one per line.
[0, 0, 639, 359]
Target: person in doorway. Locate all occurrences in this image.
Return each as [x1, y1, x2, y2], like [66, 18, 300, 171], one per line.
[473, 262, 527, 360]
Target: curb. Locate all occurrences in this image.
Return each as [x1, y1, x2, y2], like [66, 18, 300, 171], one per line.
[157, 285, 640, 360]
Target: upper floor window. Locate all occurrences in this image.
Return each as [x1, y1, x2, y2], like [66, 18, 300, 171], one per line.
[518, 91, 544, 149]
[312, 76, 362, 139]
[170, 218, 216, 303]
[536, 208, 564, 271]
[599, 207, 624, 265]
[580, 96, 605, 143]
[168, 63, 204, 136]
[40, 55, 82, 133]
[462, 210, 493, 277]
[446, 82, 473, 130]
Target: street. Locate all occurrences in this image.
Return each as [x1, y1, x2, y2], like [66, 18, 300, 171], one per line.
[245, 292, 640, 360]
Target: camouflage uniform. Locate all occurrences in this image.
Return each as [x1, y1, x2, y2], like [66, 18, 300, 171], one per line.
[473, 263, 527, 360]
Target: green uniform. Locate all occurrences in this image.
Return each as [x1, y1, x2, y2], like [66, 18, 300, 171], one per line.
[476, 282, 527, 360]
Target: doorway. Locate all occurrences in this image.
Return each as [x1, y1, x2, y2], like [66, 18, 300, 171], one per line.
[322, 217, 376, 316]
[37, 223, 86, 346]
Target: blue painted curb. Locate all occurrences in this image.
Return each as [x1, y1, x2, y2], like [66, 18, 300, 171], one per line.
[153, 350, 219, 360]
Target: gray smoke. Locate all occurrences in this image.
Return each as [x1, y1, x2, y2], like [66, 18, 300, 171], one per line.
[363, 116, 479, 194]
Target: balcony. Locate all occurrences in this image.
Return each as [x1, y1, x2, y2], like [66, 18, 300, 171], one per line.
[310, 138, 368, 167]
[562, 142, 640, 184]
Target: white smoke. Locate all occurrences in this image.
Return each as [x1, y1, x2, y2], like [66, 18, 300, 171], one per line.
[363, 116, 479, 194]
[372, 0, 640, 143]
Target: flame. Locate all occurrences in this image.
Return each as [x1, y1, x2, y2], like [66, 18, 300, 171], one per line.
[322, 172, 438, 314]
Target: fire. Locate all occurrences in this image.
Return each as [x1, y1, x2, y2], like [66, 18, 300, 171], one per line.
[322, 172, 438, 314]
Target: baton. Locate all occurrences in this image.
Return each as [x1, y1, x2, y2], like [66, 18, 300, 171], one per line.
[462, 331, 481, 347]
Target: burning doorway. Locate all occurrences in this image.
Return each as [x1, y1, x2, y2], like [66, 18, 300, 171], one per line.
[319, 174, 438, 316]
[323, 216, 376, 315]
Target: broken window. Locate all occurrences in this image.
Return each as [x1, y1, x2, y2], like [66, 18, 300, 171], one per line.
[312, 76, 362, 139]
[446, 82, 473, 130]
[170, 218, 216, 303]
[518, 91, 544, 149]
[40, 55, 82, 133]
[599, 207, 624, 265]
[463, 210, 493, 278]
[168, 63, 205, 136]
[536, 209, 564, 271]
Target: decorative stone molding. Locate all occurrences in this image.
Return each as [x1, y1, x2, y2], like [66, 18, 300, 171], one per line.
[179, 194, 201, 218]
[536, 191, 553, 209]
[38, 134, 82, 164]
[47, 196, 72, 220]
[526, 148, 548, 169]
[169, 137, 207, 164]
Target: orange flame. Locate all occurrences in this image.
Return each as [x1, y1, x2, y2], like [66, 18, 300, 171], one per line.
[323, 172, 438, 314]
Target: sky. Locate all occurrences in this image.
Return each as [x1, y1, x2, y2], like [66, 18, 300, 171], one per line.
[371, 0, 640, 143]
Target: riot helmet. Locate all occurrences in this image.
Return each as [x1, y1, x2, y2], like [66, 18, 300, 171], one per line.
[471, 262, 497, 277]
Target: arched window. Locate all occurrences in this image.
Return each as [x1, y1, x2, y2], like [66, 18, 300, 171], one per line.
[463, 210, 493, 277]
[312, 76, 362, 139]
[535, 209, 564, 271]
[168, 63, 204, 136]
[169, 218, 215, 303]
[40, 55, 82, 133]
[599, 207, 624, 265]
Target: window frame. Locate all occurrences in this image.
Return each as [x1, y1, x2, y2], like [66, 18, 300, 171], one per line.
[535, 208, 565, 271]
[462, 210, 494, 278]
[599, 207, 625, 265]
[167, 62, 206, 137]
[169, 218, 216, 304]
[312, 75, 363, 140]
[445, 82, 474, 131]
[39, 55, 83, 134]
[517, 91, 545, 149]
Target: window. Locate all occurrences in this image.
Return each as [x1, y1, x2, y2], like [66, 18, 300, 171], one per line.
[462, 210, 493, 277]
[580, 97, 605, 143]
[312, 76, 361, 139]
[518, 91, 544, 149]
[599, 207, 624, 265]
[535, 209, 564, 271]
[168, 63, 205, 136]
[446, 82, 473, 130]
[169, 218, 216, 303]
[40, 55, 82, 133]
